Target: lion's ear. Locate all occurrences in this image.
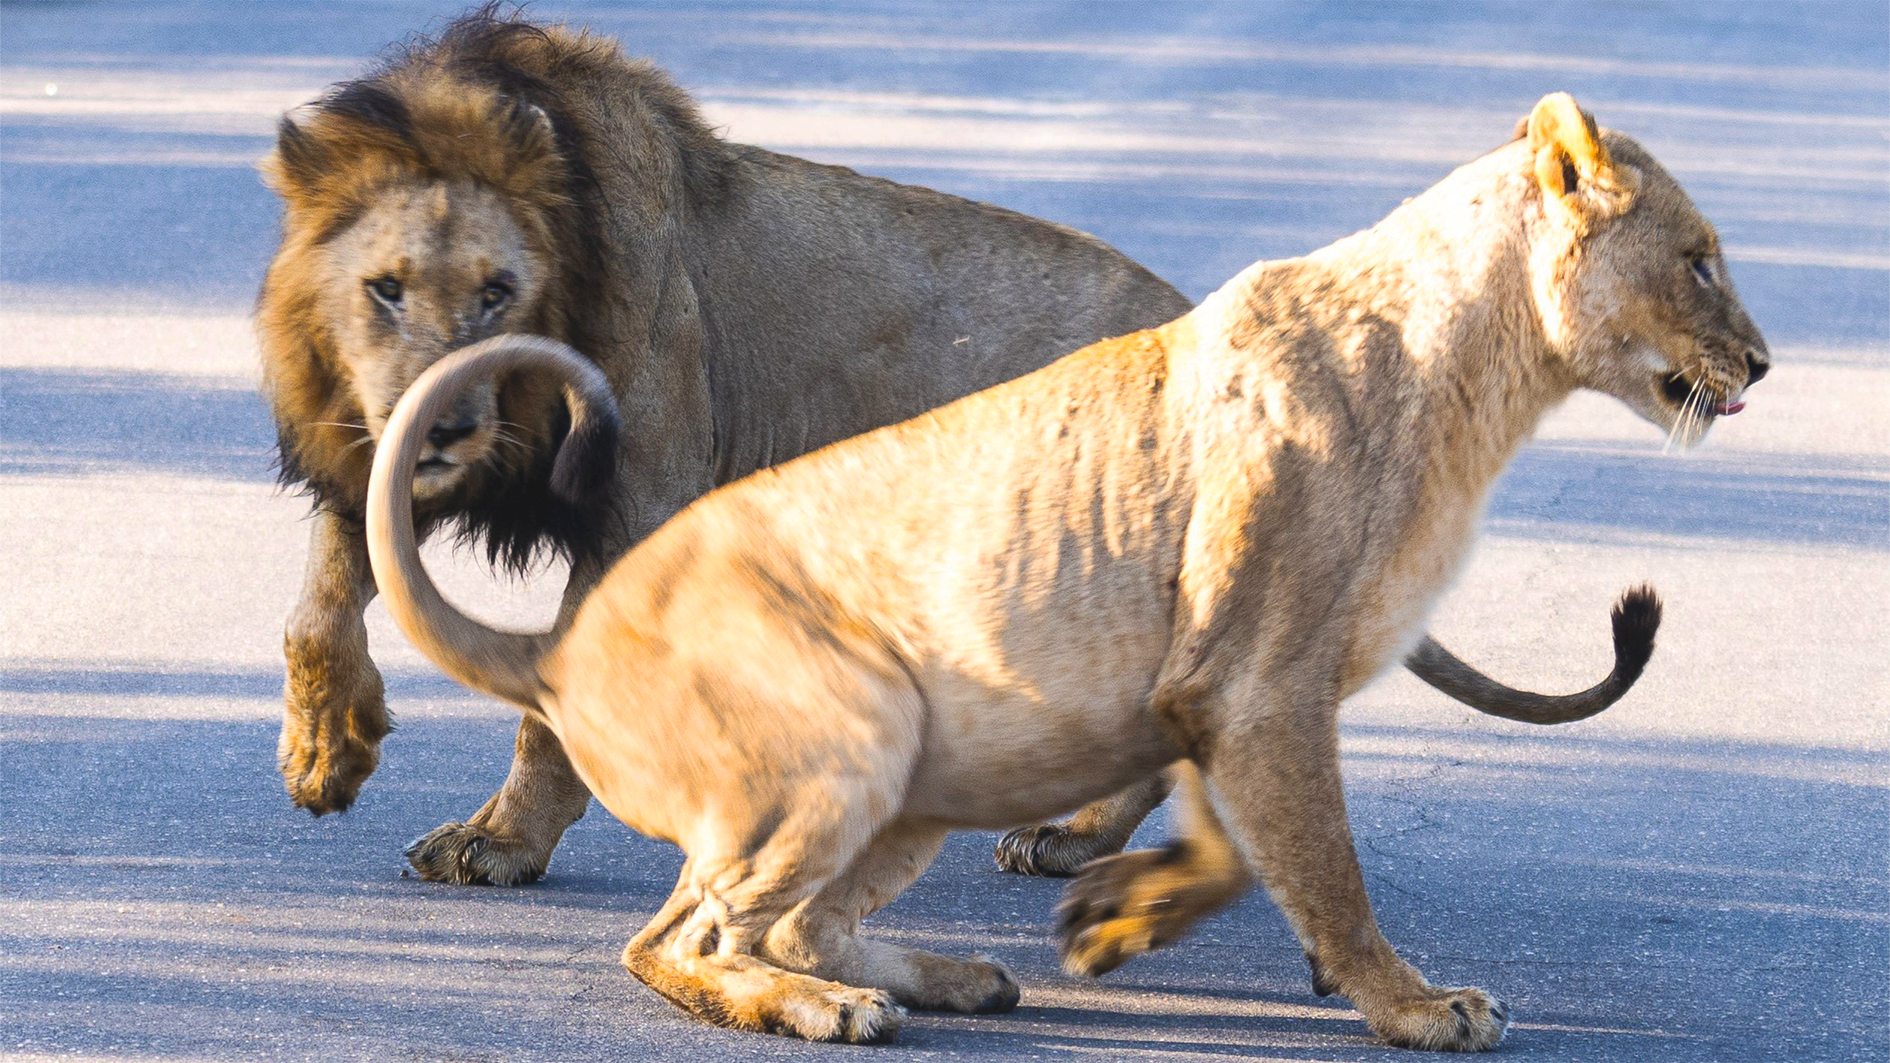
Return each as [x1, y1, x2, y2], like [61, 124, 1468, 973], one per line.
[261, 113, 325, 198]
[498, 97, 558, 160]
[1525, 92, 1613, 200]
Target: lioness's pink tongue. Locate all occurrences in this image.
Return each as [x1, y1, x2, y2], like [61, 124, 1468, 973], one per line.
[1715, 400, 1746, 415]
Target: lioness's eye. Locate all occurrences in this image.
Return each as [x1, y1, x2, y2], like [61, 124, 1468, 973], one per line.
[1689, 256, 1714, 287]
[369, 276, 403, 303]
[481, 280, 513, 311]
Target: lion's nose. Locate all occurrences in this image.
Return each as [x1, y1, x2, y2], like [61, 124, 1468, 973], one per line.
[427, 417, 479, 449]
[1744, 350, 1770, 385]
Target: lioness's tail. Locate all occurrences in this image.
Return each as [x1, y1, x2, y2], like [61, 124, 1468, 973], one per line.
[1403, 586, 1662, 724]
[365, 335, 620, 711]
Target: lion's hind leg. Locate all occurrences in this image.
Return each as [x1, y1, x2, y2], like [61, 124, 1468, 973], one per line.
[763, 820, 1021, 1014]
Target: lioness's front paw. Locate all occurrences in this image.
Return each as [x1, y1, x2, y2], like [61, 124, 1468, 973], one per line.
[1057, 844, 1217, 977]
[995, 823, 1110, 877]
[1368, 986, 1510, 1052]
[910, 952, 1021, 1014]
[405, 822, 548, 886]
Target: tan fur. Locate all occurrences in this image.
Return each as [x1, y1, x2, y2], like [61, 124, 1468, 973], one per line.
[257, 12, 1190, 878]
[361, 95, 1768, 1047]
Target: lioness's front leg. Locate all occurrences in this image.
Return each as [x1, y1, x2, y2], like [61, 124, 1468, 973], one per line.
[1199, 677, 1508, 1051]
[405, 551, 607, 885]
[279, 510, 387, 814]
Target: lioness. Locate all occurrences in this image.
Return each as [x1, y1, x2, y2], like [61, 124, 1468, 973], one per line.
[359, 95, 1766, 1048]
[262, 10, 1630, 885]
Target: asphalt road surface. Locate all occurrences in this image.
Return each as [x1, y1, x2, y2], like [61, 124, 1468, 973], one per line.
[3, 3, 1886, 1061]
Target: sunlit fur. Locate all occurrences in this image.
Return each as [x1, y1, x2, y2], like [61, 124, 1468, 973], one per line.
[360, 96, 1767, 1049]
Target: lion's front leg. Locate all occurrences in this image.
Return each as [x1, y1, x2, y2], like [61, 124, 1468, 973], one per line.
[404, 715, 591, 885]
[279, 509, 387, 815]
[406, 548, 609, 885]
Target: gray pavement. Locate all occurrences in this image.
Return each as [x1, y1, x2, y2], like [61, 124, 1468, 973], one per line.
[2, 3, 1886, 1061]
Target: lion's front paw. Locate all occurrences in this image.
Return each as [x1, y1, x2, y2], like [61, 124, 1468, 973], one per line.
[1368, 986, 1510, 1052]
[277, 707, 385, 816]
[279, 643, 388, 816]
[995, 823, 1113, 877]
[405, 822, 548, 886]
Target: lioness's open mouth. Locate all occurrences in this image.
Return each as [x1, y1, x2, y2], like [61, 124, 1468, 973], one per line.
[1660, 371, 1744, 416]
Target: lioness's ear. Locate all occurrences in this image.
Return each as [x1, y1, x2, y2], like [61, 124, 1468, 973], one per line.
[1526, 92, 1613, 199]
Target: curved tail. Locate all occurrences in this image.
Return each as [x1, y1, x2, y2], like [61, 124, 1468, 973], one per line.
[364, 335, 620, 712]
[1402, 586, 1662, 724]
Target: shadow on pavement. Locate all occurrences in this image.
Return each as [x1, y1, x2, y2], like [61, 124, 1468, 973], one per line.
[0, 366, 275, 481]
[2, 699, 1882, 1061]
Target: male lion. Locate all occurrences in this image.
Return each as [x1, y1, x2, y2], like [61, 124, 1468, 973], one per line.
[258, 10, 1189, 882]
[358, 94, 1766, 1049]
[260, 10, 1631, 885]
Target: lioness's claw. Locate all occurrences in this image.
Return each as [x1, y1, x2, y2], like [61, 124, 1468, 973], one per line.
[405, 822, 548, 886]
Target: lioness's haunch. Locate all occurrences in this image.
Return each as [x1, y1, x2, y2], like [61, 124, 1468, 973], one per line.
[365, 94, 1766, 1049]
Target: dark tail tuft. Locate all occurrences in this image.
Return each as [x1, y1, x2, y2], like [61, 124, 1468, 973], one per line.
[550, 394, 619, 505]
[1609, 584, 1662, 684]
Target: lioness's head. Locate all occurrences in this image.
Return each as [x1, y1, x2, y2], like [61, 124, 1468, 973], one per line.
[1519, 93, 1770, 446]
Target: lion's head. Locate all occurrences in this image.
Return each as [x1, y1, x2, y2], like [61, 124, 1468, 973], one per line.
[256, 15, 627, 567]
[1518, 93, 1770, 446]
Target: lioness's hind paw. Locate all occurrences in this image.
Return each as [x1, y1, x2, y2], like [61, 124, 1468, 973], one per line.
[777, 986, 905, 1044]
[1370, 987, 1510, 1052]
[405, 822, 547, 886]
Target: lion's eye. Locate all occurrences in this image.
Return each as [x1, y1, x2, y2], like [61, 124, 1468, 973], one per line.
[369, 276, 403, 304]
[1689, 256, 1714, 287]
[481, 280, 513, 312]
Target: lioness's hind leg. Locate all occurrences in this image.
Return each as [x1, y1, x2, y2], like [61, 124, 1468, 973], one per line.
[995, 771, 1173, 877]
[622, 836, 909, 1043]
[764, 821, 1020, 1014]
[624, 934, 905, 1042]
[1057, 762, 1251, 976]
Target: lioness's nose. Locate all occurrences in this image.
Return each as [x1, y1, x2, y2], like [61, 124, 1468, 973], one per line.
[1745, 350, 1770, 385]
[427, 417, 479, 448]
